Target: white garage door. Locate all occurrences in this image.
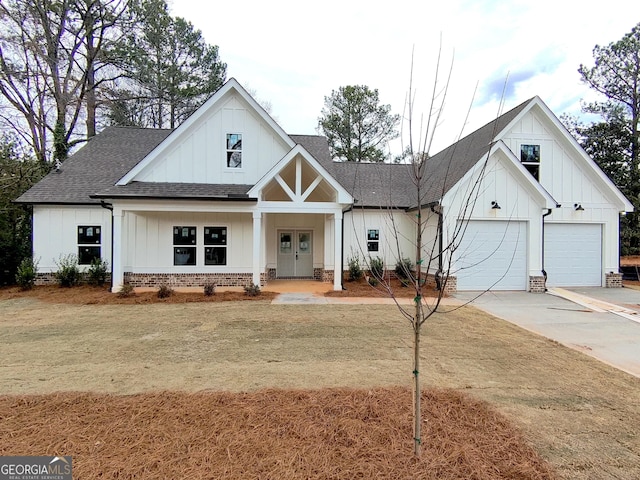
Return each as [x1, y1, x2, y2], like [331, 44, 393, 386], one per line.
[454, 220, 527, 290]
[545, 223, 602, 286]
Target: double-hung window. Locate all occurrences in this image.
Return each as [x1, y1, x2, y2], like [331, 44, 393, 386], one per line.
[173, 226, 196, 265]
[520, 144, 540, 180]
[78, 226, 101, 265]
[367, 229, 379, 252]
[226, 134, 242, 168]
[204, 226, 227, 265]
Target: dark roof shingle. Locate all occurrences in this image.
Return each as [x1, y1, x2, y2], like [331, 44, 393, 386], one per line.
[16, 127, 171, 204]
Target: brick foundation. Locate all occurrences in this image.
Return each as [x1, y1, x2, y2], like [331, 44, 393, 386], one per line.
[124, 272, 257, 288]
[605, 272, 623, 288]
[529, 275, 546, 293]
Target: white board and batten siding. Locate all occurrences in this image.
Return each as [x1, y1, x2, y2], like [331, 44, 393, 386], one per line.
[501, 106, 622, 277]
[122, 211, 253, 273]
[131, 93, 291, 186]
[32, 205, 112, 272]
[342, 210, 416, 271]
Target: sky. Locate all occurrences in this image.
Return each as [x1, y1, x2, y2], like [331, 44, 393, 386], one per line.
[170, 0, 638, 154]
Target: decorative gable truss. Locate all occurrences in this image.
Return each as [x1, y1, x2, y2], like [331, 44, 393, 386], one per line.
[249, 145, 352, 212]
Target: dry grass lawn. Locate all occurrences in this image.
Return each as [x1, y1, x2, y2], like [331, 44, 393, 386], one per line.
[0, 288, 639, 478]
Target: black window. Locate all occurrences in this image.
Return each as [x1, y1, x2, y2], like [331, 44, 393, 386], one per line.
[173, 226, 196, 265]
[204, 226, 227, 265]
[205, 247, 226, 266]
[520, 144, 540, 180]
[78, 226, 101, 265]
[174, 247, 196, 266]
[173, 226, 197, 245]
[226, 133, 242, 168]
[367, 229, 379, 252]
[78, 226, 101, 244]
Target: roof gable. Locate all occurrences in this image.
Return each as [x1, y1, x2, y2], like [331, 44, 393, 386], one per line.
[249, 145, 353, 204]
[499, 97, 633, 211]
[117, 78, 295, 186]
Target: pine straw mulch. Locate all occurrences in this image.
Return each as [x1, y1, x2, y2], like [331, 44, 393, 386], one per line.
[0, 285, 278, 305]
[0, 387, 556, 480]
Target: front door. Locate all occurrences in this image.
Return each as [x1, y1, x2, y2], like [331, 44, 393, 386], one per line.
[277, 230, 313, 278]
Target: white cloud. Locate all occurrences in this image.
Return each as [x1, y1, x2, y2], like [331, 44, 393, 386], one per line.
[170, 0, 638, 153]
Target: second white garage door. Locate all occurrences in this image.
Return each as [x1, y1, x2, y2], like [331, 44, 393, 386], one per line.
[545, 223, 602, 287]
[454, 220, 528, 290]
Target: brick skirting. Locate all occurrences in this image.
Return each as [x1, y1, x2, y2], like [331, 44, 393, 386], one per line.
[605, 272, 623, 288]
[529, 275, 546, 293]
[124, 272, 258, 288]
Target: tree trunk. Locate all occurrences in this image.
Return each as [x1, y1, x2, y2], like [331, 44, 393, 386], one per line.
[413, 321, 421, 457]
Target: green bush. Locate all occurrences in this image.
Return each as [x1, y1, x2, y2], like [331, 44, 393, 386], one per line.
[157, 284, 174, 298]
[87, 257, 109, 286]
[54, 254, 80, 287]
[369, 256, 384, 280]
[347, 254, 363, 281]
[203, 282, 216, 296]
[395, 257, 414, 280]
[244, 283, 261, 296]
[117, 283, 135, 298]
[15, 257, 38, 290]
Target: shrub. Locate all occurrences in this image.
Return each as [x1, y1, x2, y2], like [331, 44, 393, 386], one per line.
[347, 254, 363, 281]
[395, 257, 414, 280]
[203, 282, 216, 296]
[117, 283, 135, 298]
[369, 256, 384, 280]
[87, 258, 109, 286]
[15, 257, 38, 290]
[368, 276, 378, 286]
[244, 283, 261, 296]
[157, 284, 174, 298]
[54, 254, 80, 287]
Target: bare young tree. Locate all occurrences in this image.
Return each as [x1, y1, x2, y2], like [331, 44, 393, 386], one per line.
[345, 50, 507, 457]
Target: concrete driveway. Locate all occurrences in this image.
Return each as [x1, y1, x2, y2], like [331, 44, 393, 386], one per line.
[454, 287, 640, 378]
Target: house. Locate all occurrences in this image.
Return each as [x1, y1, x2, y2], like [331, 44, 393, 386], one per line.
[16, 78, 633, 292]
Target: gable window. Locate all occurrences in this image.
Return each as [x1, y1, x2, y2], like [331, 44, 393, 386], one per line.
[367, 229, 379, 252]
[520, 144, 540, 180]
[226, 133, 242, 168]
[173, 226, 196, 265]
[204, 226, 227, 265]
[78, 225, 101, 265]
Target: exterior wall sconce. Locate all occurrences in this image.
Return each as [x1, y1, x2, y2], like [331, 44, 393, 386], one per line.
[574, 203, 584, 211]
[491, 201, 501, 209]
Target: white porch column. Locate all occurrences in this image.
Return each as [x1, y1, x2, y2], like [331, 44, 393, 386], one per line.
[252, 211, 262, 286]
[333, 209, 343, 290]
[111, 208, 124, 292]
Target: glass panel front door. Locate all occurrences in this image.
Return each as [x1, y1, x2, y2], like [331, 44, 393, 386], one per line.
[277, 230, 313, 277]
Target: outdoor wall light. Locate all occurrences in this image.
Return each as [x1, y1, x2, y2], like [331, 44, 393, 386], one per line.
[574, 203, 584, 211]
[491, 201, 501, 209]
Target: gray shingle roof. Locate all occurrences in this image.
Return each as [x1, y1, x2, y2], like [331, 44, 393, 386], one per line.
[15, 127, 171, 204]
[94, 182, 254, 200]
[330, 98, 533, 208]
[16, 98, 533, 207]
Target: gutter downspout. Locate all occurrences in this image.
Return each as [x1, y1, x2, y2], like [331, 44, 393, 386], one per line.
[100, 201, 114, 290]
[430, 203, 444, 290]
[342, 204, 354, 290]
[541, 207, 553, 291]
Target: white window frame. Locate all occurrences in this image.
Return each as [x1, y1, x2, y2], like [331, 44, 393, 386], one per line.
[226, 133, 243, 169]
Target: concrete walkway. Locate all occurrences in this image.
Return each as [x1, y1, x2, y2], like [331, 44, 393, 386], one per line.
[454, 288, 640, 378]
